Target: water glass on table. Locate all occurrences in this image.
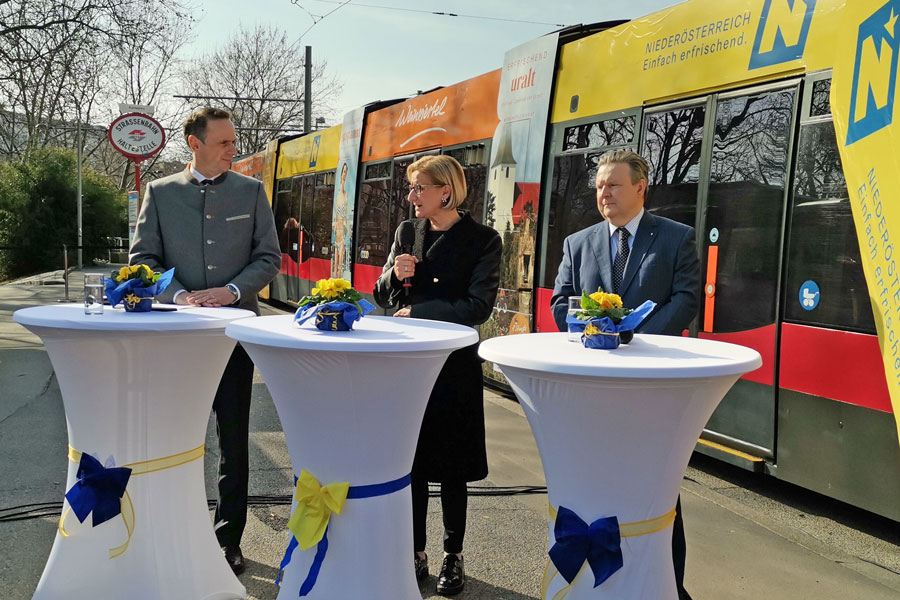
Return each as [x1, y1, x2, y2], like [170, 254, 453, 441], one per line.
[567, 296, 586, 342]
[83, 273, 104, 315]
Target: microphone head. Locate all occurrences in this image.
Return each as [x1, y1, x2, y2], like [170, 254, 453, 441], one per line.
[398, 221, 416, 251]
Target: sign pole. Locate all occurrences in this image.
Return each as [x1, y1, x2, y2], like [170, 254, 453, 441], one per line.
[134, 161, 142, 214]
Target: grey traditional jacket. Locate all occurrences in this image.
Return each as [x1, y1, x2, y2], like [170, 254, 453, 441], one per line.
[130, 169, 280, 314]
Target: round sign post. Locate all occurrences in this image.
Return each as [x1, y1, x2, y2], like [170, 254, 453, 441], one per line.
[108, 113, 166, 213]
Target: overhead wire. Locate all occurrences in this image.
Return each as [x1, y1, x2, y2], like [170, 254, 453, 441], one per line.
[293, 0, 567, 28]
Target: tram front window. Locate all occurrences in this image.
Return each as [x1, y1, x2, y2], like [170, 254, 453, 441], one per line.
[542, 151, 603, 289]
[704, 89, 795, 333]
[785, 120, 874, 332]
[642, 105, 704, 228]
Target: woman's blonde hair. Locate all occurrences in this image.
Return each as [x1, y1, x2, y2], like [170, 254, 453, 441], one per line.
[407, 155, 467, 210]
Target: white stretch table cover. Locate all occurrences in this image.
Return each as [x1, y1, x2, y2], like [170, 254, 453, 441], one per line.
[479, 333, 762, 600]
[226, 315, 479, 600]
[13, 304, 255, 600]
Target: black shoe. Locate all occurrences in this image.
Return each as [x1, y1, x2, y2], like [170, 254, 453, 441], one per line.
[414, 552, 428, 582]
[223, 545, 246, 575]
[436, 554, 465, 596]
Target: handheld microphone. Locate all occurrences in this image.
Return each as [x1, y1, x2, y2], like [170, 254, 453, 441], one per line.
[398, 222, 416, 296]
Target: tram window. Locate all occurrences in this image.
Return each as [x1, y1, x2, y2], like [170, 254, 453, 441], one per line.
[562, 116, 635, 151]
[705, 89, 795, 333]
[391, 157, 413, 238]
[313, 172, 335, 259]
[642, 106, 704, 228]
[444, 144, 489, 223]
[464, 164, 488, 224]
[357, 179, 391, 267]
[785, 121, 874, 332]
[541, 151, 605, 289]
[810, 79, 832, 118]
[299, 175, 316, 261]
[273, 180, 292, 255]
[365, 161, 391, 180]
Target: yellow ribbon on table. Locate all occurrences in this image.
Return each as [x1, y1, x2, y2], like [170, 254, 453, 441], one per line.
[59, 444, 205, 559]
[287, 469, 350, 550]
[540, 503, 677, 600]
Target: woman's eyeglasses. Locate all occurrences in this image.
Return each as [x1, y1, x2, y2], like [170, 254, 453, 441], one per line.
[408, 183, 443, 196]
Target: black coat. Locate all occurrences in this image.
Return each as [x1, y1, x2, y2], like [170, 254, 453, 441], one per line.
[374, 212, 501, 481]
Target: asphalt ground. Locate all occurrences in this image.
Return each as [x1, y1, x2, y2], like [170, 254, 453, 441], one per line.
[2, 267, 900, 599]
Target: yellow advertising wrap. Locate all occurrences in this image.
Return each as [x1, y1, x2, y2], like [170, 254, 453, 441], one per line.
[277, 124, 342, 178]
[832, 0, 900, 444]
[552, 0, 844, 122]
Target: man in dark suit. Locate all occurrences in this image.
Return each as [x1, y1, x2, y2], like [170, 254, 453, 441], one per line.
[551, 150, 700, 599]
[130, 107, 280, 575]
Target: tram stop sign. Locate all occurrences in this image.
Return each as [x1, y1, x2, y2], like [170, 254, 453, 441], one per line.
[108, 112, 166, 161]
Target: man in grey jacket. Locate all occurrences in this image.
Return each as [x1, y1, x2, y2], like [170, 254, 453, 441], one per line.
[130, 107, 280, 574]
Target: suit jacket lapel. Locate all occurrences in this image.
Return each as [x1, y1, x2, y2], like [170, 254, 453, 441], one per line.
[619, 211, 659, 296]
[590, 224, 614, 294]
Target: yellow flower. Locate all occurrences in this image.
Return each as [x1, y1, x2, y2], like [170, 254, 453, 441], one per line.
[141, 265, 154, 277]
[315, 279, 338, 299]
[332, 278, 352, 292]
[117, 266, 131, 282]
[589, 291, 623, 310]
[311, 287, 320, 295]
[601, 293, 623, 309]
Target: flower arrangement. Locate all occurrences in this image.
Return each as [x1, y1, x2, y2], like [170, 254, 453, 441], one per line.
[294, 278, 375, 331]
[104, 265, 174, 312]
[566, 288, 656, 349]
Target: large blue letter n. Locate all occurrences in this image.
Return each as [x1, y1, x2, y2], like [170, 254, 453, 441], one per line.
[846, 0, 900, 145]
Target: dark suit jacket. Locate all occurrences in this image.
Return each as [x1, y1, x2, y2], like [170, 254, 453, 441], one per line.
[551, 211, 700, 335]
[130, 169, 281, 315]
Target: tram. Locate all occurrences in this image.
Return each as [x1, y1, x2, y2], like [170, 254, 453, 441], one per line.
[235, 0, 900, 522]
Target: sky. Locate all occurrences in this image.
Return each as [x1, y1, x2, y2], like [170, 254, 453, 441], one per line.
[182, 0, 681, 123]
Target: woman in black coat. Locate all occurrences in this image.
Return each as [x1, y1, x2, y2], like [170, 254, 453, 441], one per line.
[374, 154, 501, 596]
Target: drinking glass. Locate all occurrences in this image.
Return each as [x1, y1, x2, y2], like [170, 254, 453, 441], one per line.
[567, 296, 585, 342]
[83, 273, 104, 315]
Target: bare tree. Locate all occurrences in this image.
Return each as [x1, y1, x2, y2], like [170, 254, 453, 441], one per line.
[0, 0, 190, 160]
[179, 24, 343, 154]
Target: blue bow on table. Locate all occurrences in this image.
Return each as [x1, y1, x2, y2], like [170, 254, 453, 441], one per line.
[548, 505, 624, 588]
[64, 452, 132, 527]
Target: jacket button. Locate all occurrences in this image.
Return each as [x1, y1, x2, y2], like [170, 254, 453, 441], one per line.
[207, 265, 216, 270]
[433, 278, 439, 283]
[207, 239, 215, 245]
[206, 214, 213, 219]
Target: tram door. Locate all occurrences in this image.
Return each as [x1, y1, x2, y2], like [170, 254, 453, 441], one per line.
[699, 84, 799, 459]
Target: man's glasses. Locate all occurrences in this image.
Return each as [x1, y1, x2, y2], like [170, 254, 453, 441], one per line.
[408, 183, 443, 196]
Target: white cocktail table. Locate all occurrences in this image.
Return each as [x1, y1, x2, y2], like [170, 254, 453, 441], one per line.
[479, 333, 762, 599]
[14, 304, 255, 600]
[225, 315, 478, 600]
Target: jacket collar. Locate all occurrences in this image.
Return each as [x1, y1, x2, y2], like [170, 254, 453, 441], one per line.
[183, 167, 229, 186]
[410, 211, 474, 261]
[618, 210, 660, 296]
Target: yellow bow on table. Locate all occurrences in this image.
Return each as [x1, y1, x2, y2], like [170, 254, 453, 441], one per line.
[287, 470, 350, 550]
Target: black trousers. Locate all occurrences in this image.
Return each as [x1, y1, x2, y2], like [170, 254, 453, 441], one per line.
[673, 495, 690, 598]
[212, 344, 255, 548]
[411, 475, 467, 554]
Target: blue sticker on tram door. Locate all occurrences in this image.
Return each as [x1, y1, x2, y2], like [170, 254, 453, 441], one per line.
[799, 280, 820, 310]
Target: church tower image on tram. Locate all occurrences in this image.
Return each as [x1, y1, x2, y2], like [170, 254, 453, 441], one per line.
[488, 122, 518, 233]
[484, 120, 534, 338]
